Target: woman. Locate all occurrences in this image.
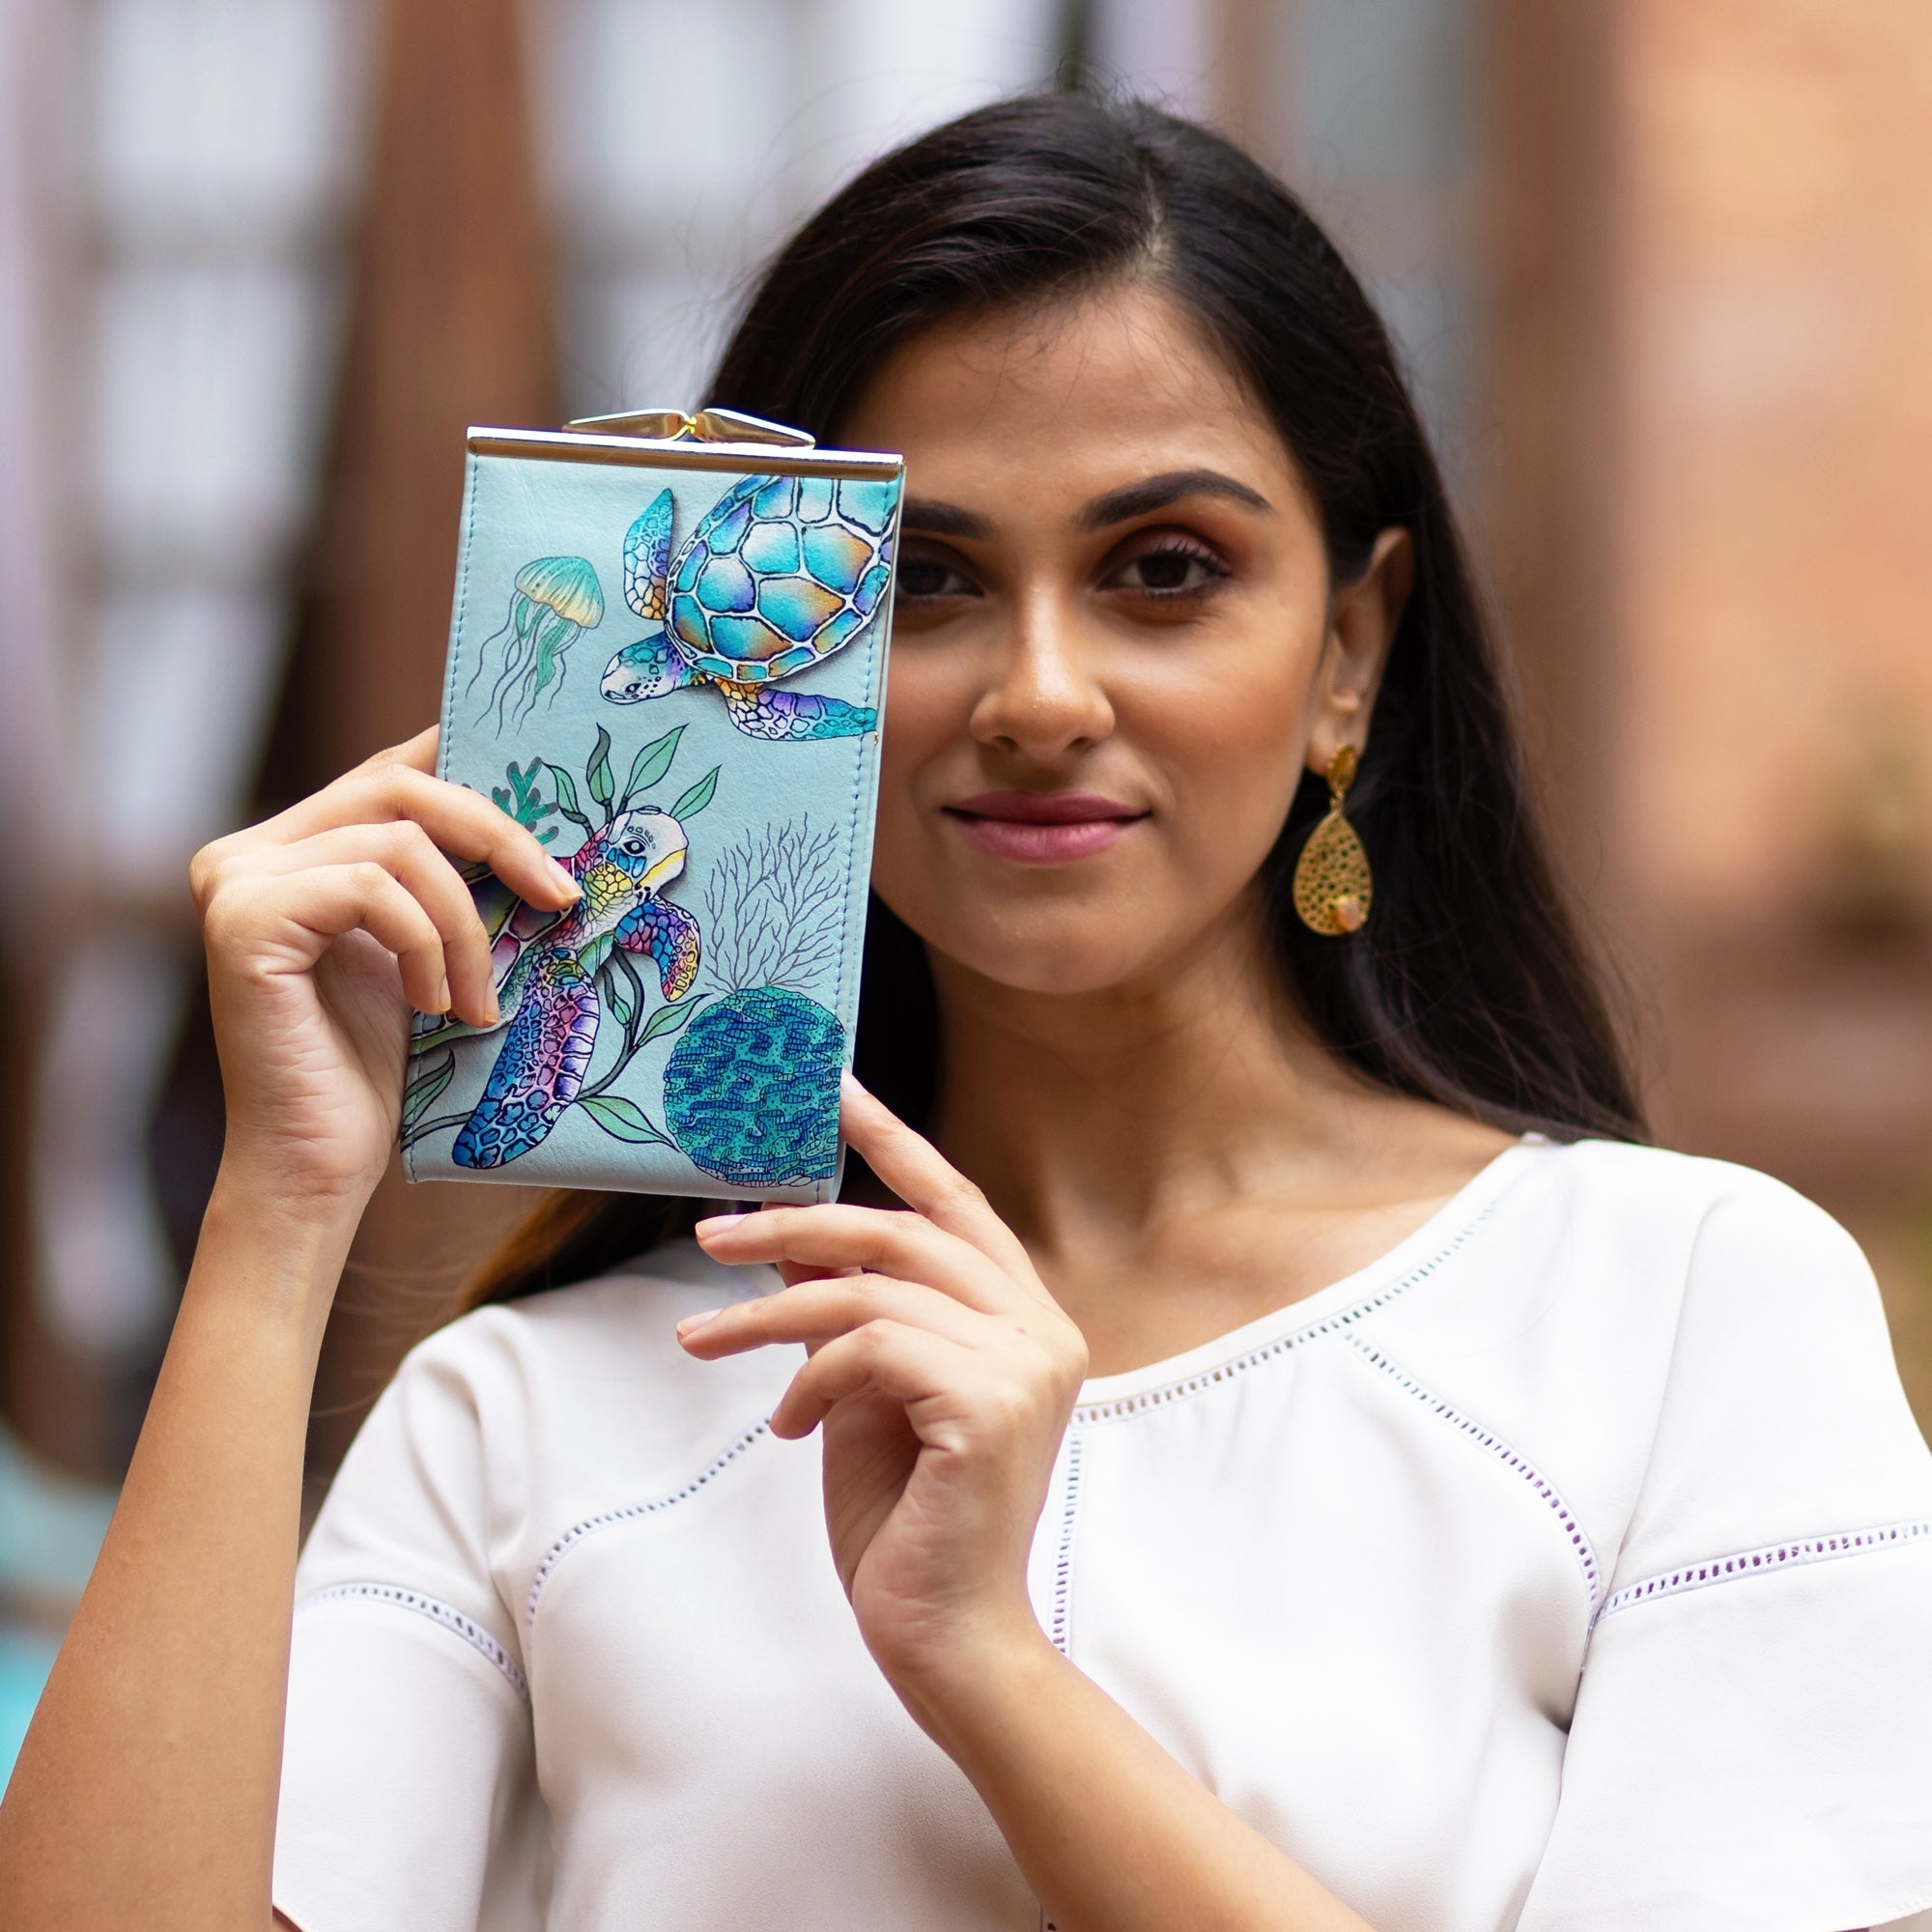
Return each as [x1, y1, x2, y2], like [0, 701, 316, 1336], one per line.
[5, 95, 1929, 1932]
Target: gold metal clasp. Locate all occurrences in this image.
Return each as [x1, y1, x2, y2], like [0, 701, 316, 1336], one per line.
[562, 405, 816, 449]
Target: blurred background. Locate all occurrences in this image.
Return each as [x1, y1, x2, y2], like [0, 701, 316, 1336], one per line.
[3, 0, 1930, 1778]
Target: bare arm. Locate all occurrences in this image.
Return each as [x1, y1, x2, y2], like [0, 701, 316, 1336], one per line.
[686, 1082, 1373, 1932]
[0, 729, 577, 1932]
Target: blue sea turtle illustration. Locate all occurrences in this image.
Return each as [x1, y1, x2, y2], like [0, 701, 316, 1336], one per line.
[600, 472, 897, 742]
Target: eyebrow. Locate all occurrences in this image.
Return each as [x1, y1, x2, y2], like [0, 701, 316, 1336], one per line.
[900, 499, 994, 540]
[1078, 469, 1272, 529]
[899, 468, 1272, 546]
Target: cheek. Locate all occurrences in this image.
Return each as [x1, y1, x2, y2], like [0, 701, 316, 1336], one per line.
[1120, 654, 1313, 897]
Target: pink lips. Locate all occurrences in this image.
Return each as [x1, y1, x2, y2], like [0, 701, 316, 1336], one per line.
[943, 789, 1147, 864]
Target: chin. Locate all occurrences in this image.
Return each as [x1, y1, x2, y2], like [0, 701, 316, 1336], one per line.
[918, 903, 1177, 999]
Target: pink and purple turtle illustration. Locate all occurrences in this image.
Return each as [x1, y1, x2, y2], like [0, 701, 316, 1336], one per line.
[599, 472, 896, 742]
[440, 806, 700, 1168]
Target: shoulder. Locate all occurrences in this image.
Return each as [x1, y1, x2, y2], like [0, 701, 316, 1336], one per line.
[1512, 1137, 1889, 1359]
[1536, 1143, 1932, 1572]
[1383, 1135, 1863, 1363]
[1369, 1138, 1929, 1566]
[1449, 1135, 1883, 1342]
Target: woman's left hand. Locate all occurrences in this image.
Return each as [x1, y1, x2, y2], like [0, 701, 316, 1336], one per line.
[681, 1076, 1088, 1696]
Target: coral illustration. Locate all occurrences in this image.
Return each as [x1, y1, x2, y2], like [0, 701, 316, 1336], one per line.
[663, 987, 843, 1188]
[699, 816, 843, 996]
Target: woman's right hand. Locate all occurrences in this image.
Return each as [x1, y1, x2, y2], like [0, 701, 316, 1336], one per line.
[188, 725, 581, 1213]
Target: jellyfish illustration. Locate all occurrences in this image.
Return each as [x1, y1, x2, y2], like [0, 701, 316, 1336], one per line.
[469, 555, 605, 728]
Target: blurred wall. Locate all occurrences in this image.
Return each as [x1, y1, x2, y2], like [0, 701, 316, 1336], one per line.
[1562, 0, 1932, 1415]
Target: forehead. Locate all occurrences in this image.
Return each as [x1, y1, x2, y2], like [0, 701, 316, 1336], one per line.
[839, 284, 1304, 512]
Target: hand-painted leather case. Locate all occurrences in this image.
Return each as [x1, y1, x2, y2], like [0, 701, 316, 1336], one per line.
[402, 408, 902, 1204]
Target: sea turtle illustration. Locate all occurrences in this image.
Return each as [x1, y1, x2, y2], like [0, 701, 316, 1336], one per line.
[599, 472, 898, 742]
[431, 807, 701, 1169]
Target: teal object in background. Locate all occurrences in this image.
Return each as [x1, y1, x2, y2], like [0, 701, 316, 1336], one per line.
[0, 1424, 117, 1785]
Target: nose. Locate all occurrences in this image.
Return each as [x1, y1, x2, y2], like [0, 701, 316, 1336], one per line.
[969, 589, 1115, 759]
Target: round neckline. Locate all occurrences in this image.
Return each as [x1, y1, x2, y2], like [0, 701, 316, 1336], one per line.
[1071, 1134, 1553, 1413]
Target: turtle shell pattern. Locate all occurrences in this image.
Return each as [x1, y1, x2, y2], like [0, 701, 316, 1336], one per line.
[667, 472, 897, 686]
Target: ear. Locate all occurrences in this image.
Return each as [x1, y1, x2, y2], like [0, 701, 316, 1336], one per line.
[1304, 526, 1413, 778]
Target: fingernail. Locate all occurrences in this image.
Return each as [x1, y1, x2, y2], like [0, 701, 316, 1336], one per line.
[484, 992, 500, 1025]
[676, 1308, 722, 1336]
[436, 975, 451, 1013]
[695, 1214, 747, 1237]
[549, 860, 580, 897]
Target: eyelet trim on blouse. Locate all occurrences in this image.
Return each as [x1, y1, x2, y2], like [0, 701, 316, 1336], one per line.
[1048, 1429, 1085, 1657]
[1598, 1519, 1932, 1621]
[296, 1580, 530, 1702]
[526, 1420, 771, 1633]
[1344, 1331, 1605, 1616]
[1071, 1152, 1540, 1427]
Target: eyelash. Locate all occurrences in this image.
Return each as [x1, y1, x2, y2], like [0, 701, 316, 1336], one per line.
[896, 534, 1233, 605]
[1104, 534, 1231, 601]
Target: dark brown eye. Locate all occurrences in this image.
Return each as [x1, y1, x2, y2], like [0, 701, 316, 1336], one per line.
[1132, 552, 1195, 590]
[1107, 542, 1229, 598]
[898, 555, 978, 599]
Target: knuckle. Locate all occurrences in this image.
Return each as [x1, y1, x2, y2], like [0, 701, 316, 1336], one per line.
[854, 1318, 897, 1357]
[368, 759, 419, 810]
[387, 817, 437, 862]
[187, 839, 228, 907]
[936, 1170, 988, 1215]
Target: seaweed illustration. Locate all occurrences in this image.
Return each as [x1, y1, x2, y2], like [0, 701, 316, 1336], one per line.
[402, 722, 721, 1163]
[492, 759, 560, 844]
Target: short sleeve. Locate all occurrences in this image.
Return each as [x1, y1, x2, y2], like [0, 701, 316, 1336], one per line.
[1520, 1175, 1932, 1931]
[273, 1319, 546, 1932]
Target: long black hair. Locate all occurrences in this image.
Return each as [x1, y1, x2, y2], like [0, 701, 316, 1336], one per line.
[468, 92, 1640, 1306]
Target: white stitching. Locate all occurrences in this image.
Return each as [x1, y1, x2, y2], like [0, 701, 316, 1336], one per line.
[526, 1420, 771, 1632]
[1599, 1520, 1932, 1620]
[297, 1581, 529, 1702]
[1048, 1430, 1084, 1656]
[1344, 1332, 1605, 1616]
[1073, 1151, 1544, 1426]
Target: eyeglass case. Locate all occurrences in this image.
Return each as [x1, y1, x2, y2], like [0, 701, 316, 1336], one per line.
[402, 408, 902, 1204]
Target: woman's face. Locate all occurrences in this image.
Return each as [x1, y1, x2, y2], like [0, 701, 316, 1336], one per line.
[840, 284, 1407, 1000]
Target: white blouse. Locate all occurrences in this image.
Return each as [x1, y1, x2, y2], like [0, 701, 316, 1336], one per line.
[273, 1139, 1932, 1932]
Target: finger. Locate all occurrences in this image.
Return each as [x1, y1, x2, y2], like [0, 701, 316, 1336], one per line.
[694, 1204, 1012, 1314]
[838, 1075, 1038, 1284]
[386, 724, 440, 773]
[234, 863, 452, 1013]
[219, 757, 580, 914]
[231, 822, 504, 1024]
[768, 1320, 971, 1439]
[676, 1272, 990, 1359]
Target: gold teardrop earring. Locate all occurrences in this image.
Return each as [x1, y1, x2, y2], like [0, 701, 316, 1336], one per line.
[1293, 745, 1374, 935]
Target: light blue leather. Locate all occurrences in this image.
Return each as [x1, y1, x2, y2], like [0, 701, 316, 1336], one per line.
[402, 441, 900, 1204]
